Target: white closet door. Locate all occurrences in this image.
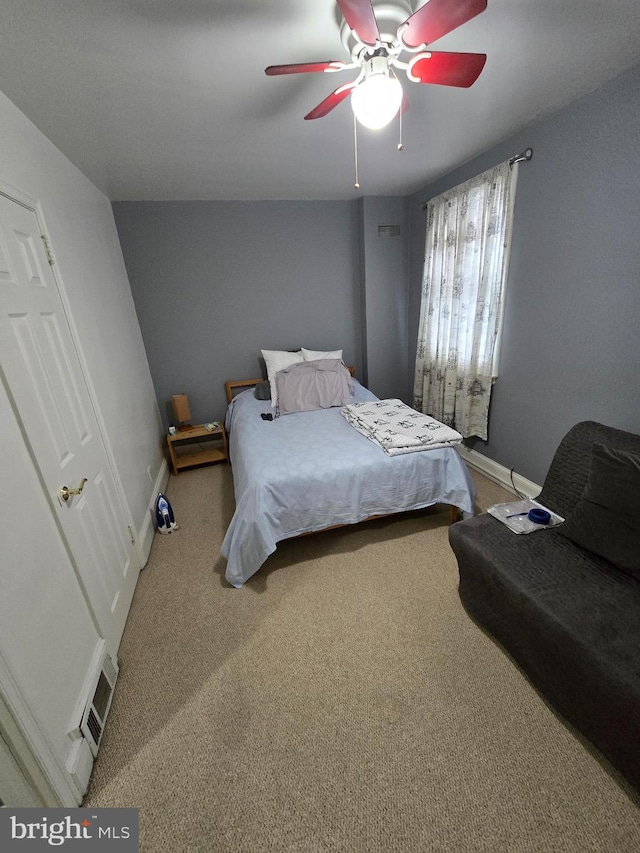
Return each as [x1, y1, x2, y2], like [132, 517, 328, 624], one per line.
[0, 192, 140, 655]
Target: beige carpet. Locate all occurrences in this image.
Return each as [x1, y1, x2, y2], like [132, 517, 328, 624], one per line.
[85, 463, 640, 851]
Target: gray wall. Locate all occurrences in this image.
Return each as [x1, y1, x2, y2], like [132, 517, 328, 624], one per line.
[113, 199, 411, 426]
[360, 196, 411, 401]
[408, 62, 640, 485]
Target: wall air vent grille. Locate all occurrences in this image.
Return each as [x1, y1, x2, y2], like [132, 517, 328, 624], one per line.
[378, 225, 401, 237]
[80, 654, 118, 757]
[86, 708, 103, 746]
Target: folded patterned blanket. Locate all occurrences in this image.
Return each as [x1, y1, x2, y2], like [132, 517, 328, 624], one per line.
[342, 399, 463, 456]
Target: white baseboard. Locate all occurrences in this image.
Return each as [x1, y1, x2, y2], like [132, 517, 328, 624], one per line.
[457, 445, 541, 498]
[138, 458, 169, 565]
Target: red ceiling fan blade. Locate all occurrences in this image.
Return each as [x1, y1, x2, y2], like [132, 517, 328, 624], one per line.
[401, 0, 487, 49]
[336, 0, 380, 46]
[304, 84, 355, 120]
[265, 61, 344, 76]
[408, 51, 486, 88]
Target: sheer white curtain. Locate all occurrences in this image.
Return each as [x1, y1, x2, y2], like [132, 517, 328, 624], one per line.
[413, 160, 518, 440]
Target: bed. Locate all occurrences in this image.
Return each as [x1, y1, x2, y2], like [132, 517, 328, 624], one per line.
[220, 374, 476, 588]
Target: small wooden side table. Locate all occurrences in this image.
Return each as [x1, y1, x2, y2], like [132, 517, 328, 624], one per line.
[167, 423, 228, 475]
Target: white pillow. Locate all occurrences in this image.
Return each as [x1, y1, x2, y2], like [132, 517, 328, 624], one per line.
[261, 349, 303, 408]
[301, 347, 343, 362]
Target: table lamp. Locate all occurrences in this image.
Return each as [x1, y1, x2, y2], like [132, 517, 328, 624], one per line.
[171, 394, 193, 431]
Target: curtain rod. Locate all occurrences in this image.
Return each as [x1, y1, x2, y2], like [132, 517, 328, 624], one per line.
[421, 147, 533, 209]
[509, 147, 533, 166]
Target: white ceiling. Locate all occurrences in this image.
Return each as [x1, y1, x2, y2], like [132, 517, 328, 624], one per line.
[2, 1, 640, 201]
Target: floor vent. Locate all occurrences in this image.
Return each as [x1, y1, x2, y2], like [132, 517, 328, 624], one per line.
[80, 655, 117, 756]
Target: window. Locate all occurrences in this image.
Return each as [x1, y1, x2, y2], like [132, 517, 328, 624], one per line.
[413, 160, 518, 439]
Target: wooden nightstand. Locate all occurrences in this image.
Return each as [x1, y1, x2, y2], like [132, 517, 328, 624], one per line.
[167, 423, 228, 475]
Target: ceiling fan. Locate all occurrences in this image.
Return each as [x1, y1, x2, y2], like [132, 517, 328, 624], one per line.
[265, 0, 488, 130]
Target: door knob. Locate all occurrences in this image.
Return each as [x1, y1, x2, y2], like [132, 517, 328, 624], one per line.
[60, 478, 88, 502]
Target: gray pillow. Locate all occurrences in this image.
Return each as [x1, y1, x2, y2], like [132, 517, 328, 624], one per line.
[275, 359, 352, 416]
[558, 443, 640, 577]
[254, 380, 271, 401]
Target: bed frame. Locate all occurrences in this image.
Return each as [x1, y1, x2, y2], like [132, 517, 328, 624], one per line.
[224, 374, 461, 525]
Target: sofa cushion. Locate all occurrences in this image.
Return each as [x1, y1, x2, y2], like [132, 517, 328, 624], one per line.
[537, 420, 640, 518]
[558, 444, 640, 578]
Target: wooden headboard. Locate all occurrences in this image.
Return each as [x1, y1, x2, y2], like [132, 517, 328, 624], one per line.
[225, 366, 356, 405]
[225, 377, 262, 404]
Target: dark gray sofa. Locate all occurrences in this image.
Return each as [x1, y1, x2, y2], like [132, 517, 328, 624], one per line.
[449, 421, 640, 793]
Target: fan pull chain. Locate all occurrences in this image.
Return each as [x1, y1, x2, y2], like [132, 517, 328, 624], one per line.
[353, 114, 360, 189]
[391, 68, 404, 152]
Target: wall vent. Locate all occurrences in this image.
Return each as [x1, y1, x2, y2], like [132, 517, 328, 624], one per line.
[80, 654, 118, 756]
[86, 707, 102, 745]
[377, 224, 401, 237]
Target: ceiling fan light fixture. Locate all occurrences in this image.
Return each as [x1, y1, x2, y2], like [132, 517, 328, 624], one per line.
[351, 56, 403, 130]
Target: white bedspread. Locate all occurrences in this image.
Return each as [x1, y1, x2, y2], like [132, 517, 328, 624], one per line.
[342, 399, 462, 456]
